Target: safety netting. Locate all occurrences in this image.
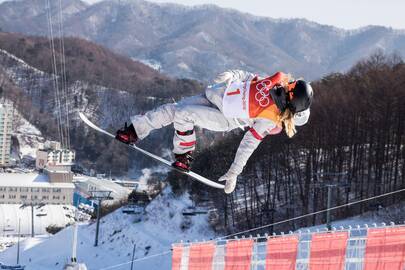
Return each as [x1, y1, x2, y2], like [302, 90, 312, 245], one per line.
[266, 235, 299, 270]
[364, 227, 405, 270]
[172, 225, 405, 270]
[309, 232, 348, 270]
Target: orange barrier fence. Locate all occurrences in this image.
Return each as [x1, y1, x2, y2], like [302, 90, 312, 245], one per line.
[172, 245, 183, 270]
[265, 235, 298, 270]
[309, 232, 348, 270]
[172, 224, 405, 270]
[364, 227, 405, 270]
[225, 239, 254, 270]
[188, 242, 216, 270]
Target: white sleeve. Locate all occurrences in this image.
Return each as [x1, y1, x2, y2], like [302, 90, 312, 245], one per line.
[227, 119, 276, 176]
[214, 70, 254, 85]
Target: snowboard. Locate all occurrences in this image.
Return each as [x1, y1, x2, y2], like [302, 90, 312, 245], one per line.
[79, 112, 225, 189]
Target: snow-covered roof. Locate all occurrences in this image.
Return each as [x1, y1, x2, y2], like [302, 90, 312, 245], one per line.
[45, 167, 73, 173]
[73, 176, 131, 200]
[0, 173, 75, 188]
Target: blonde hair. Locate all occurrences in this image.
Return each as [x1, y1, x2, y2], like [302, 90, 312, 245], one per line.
[278, 75, 296, 138]
[280, 73, 294, 87]
[278, 108, 296, 138]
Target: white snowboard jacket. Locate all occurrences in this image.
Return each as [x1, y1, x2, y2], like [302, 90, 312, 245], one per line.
[205, 70, 310, 176]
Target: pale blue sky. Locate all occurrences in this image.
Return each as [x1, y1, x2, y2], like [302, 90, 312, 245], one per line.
[144, 0, 405, 30]
[2, 0, 404, 30]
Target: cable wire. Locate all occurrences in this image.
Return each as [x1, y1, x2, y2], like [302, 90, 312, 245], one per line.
[218, 187, 405, 240]
[98, 251, 171, 270]
[97, 187, 405, 270]
[58, 0, 71, 149]
[46, 0, 65, 147]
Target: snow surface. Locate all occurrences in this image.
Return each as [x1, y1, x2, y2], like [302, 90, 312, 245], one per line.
[14, 115, 41, 136]
[132, 58, 162, 71]
[0, 204, 76, 237]
[12, 112, 45, 159]
[2, 184, 405, 269]
[0, 188, 215, 269]
[0, 50, 45, 76]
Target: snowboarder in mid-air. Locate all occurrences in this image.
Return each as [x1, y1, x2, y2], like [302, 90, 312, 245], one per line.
[116, 70, 313, 193]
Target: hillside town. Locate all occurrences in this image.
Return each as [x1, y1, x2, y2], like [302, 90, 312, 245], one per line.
[0, 101, 157, 269]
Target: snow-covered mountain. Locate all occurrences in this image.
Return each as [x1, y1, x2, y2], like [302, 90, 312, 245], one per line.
[12, 111, 45, 160]
[1, 0, 405, 80]
[0, 37, 218, 175]
[0, 188, 215, 270]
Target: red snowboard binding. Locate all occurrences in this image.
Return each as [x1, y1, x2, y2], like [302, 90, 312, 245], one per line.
[172, 151, 194, 172]
[115, 122, 138, 145]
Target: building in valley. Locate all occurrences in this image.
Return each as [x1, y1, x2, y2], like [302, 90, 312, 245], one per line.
[0, 103, 13, 167]
[0, 172, 74, 204]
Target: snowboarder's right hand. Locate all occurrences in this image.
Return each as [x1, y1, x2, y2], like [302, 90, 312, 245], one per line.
[219, 171, 238, 194]
[115, 122, 138, 144]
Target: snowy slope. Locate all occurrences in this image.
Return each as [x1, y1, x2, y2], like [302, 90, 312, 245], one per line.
[0, 188, 215, 269]
[13, 112, 45, 159]
[0, 204, 87, 253]
[0, 204, 76, 237]
[2, 186, 404, 269]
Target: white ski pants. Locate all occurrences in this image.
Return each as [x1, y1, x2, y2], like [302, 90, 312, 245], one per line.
[130, 69, 310, 179]
[131, 91, 241, 154]
[131, 78, 278, 177]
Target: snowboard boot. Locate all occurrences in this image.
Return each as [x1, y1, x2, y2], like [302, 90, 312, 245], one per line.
[115, 122, 138, 145]
[172, 151, 194, 172]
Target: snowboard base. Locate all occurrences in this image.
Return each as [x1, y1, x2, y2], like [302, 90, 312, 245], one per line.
[79, 112, 225, 189]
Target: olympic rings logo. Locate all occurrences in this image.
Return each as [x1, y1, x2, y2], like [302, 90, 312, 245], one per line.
[254, 80, 272, 107]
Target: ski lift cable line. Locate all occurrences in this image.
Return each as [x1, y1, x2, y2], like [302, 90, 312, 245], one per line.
[45, 0, 62, 146]
[47, 0, 67, 184]
[46, 0, 65, 148]
[218, 186, 405, 240]
[58, 0, 71, 149]
[57, 0, 67, 148]
[97, 187, 405, 270]
[98, 251, 172, 270]
[48, 0, 64, 146]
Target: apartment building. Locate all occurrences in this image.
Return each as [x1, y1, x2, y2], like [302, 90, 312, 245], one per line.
[36, 148, 75, 169]
[0, 103, 13, 167]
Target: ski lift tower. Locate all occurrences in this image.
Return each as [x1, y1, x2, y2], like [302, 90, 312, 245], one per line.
[20, 200, 45, 237]
[89, 190, 113, 247]
[314, 172, 348, 230]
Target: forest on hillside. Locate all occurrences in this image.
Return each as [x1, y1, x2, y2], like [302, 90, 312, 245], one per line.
[185, 53, 405, 233]
[1, 31, 404, 234]
[0, 32, 204, 174]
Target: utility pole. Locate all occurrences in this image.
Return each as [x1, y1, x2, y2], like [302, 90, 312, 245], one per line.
[130, 244, 136, 270]
[89, 190, 113, 247]
[31, 204, 34, 237]
[314, 172, 348, 230]
[71, 222, 78, 263]
[16, 218, 21, 265]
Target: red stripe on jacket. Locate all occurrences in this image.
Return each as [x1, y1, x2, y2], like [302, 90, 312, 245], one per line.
[249, 128, 263, 140]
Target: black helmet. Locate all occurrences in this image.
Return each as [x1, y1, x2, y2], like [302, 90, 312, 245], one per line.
[287, 80, 313, 113]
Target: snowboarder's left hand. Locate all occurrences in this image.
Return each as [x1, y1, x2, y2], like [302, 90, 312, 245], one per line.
[219, 171, 238, 194]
